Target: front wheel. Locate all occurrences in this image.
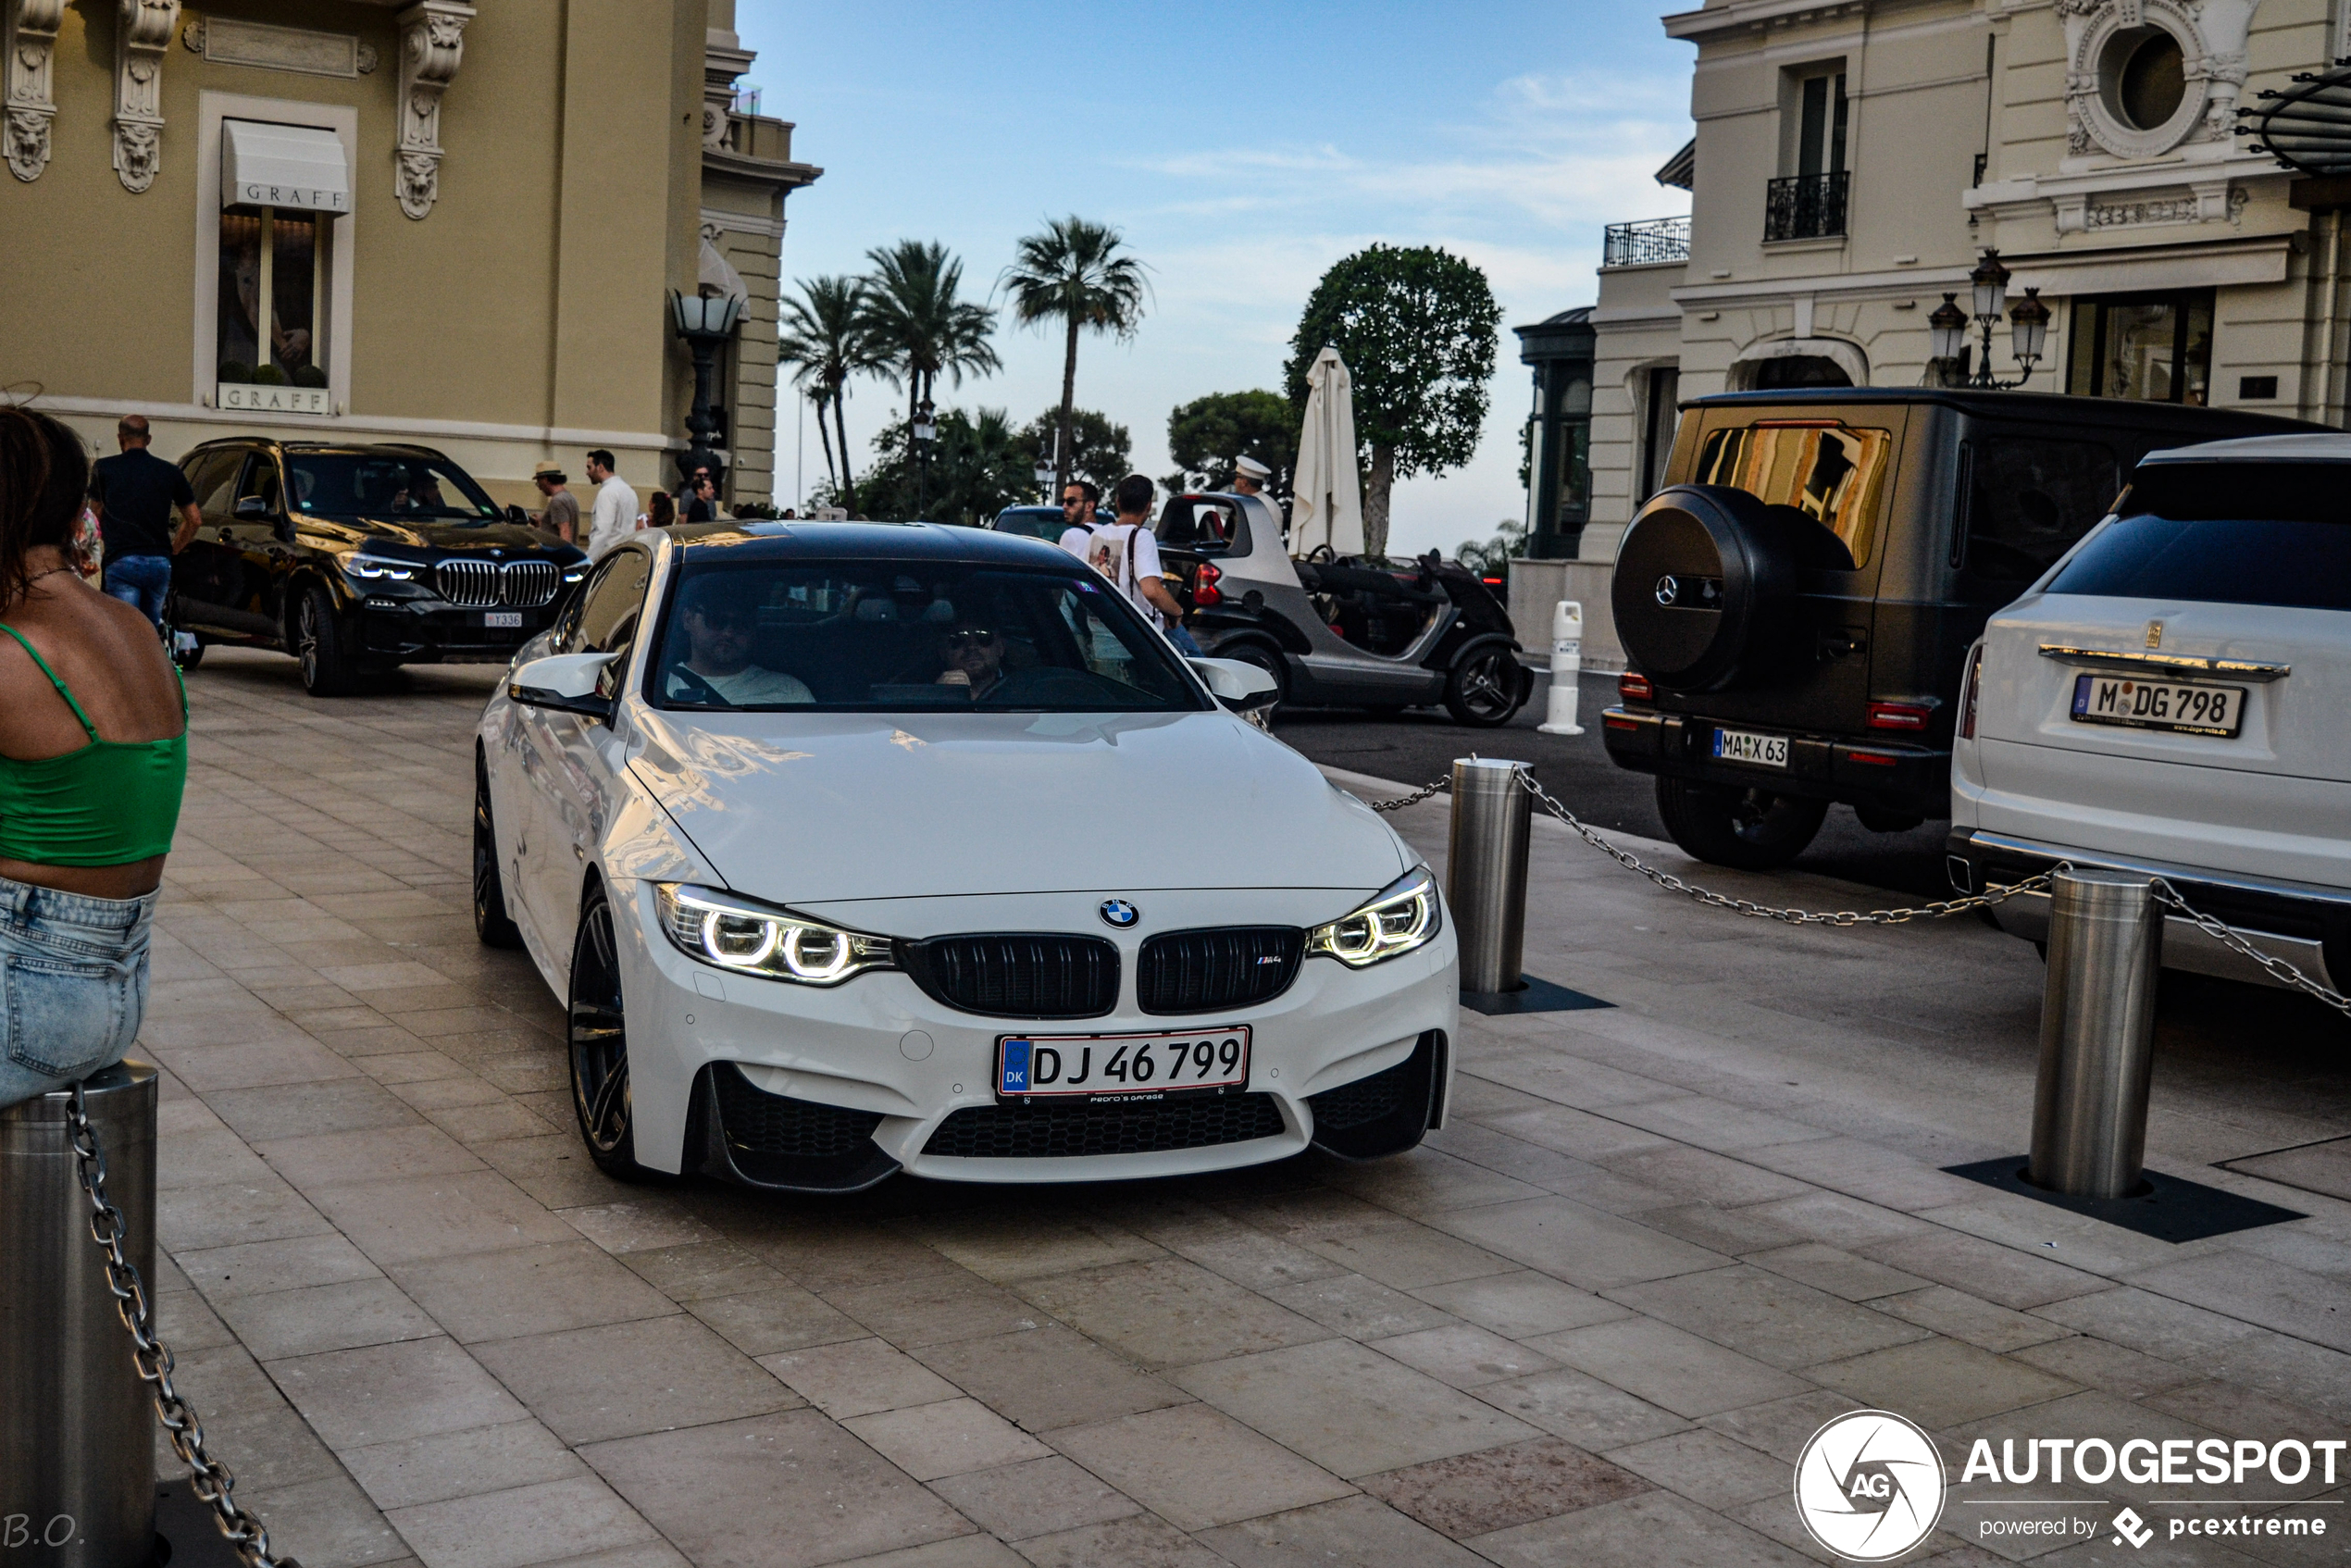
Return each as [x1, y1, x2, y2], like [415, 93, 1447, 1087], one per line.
[1443, 644, 1524, 728]
[473, 752, 524, 950]
[569, 883, 652, 1180]
[1655, 777, 1828, 871]
[294, 582, 359, 697]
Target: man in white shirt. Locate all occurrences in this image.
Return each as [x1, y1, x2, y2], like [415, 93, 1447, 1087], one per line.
[1231, 453, 1275, 501]
[582, 449, 641, 560]
[663, 577, 814, 705]
[1062, 474, 1187, 635]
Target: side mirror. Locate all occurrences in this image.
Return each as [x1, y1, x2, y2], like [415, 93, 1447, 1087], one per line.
[1189, 656, 1279, 713]
[232, 495, 272, 520]
[510, 652, 618, 722]
[505, 504, 531, 527]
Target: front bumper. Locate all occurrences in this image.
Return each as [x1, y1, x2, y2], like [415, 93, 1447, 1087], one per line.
[612, 882, 1461, 1188]
[1601, 705, 1948, 815]
[1947, 828, 2351, 994]
[358, 598, 561, 662]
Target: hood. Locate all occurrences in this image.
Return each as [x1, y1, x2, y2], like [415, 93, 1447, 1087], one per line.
[303, 517, 574, 554]
[624, 707, 1410, 904]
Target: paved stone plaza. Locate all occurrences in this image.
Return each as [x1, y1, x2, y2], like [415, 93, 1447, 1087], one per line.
[139, 651, 2351, 1568]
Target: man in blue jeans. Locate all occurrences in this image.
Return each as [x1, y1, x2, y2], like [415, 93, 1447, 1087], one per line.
[87, 414, 199, 630]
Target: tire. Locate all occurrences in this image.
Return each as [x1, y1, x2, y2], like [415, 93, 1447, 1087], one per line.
[173, 639, 204, 671]
[294, 582, 359, 697]
[1655, 776, 1829, 871]
[568, 882, 652, 1180]
[1224, 642, 1289, 719]
[473, 751, 524, 951]
[1443, 644, 1523, 728]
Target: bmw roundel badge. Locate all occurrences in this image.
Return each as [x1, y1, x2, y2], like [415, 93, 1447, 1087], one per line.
[1099, 899, 1139, 929]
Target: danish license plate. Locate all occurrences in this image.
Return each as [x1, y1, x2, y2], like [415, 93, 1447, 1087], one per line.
[998, 1027, 1250, 1101]
[2071, 674, 2245, 738]
[484, 610, 524, 628]
[1712, 728, 1788, 768]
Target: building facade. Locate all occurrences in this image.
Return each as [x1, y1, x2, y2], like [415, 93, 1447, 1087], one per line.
[1535, 0, 2346, 667]
[2, 0, 816, 507]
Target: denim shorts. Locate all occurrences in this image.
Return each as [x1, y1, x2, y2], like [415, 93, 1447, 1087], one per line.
[0, 875, 156, 1110]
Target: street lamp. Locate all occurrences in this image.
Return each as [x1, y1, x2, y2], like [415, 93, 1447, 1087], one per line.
[670, 288, 746, 491]
[1033, 456, 1055, 505]
[912, 399, 938, 519]
[1934, 251, 2046, 390]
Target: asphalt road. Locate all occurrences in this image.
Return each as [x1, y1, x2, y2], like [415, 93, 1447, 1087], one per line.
[1268, 668, 1956, 901]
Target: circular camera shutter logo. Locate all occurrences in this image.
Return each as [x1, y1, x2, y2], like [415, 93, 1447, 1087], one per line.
[1793, 1410, 1946, 1562]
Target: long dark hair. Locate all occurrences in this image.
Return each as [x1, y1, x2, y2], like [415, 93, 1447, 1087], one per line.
[0, 405, 88, 609]
[648, 490, 676, 529]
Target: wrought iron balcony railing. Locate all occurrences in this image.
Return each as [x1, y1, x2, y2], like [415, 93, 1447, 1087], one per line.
[1603, 215, 1691, 267]
[1765, 171, 1848, 243]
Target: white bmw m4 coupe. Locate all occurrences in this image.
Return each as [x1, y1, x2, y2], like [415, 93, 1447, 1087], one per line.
[474, 521, 1458, 1191]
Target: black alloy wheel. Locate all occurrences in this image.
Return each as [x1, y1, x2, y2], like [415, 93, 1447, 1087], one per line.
[1655, 777, 1829, 871]
[1443, 644, 1522, 728]
[161, 617, 204, 671]
[568, 882, 650, 1179]
[294, 582, 358, 698]
[472, 751, 524, 950]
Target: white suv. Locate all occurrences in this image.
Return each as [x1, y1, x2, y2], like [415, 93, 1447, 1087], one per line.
[1949, 431, 2351, 993]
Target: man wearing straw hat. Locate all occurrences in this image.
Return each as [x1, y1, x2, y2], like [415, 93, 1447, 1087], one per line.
[529, 462, 578, 546]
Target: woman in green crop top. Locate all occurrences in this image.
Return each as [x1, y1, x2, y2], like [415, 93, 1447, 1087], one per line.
[0, 407, 189, 1108]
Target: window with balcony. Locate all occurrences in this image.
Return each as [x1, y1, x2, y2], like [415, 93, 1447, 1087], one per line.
[2065, 290, 2214, 404]
[1769, 66, 1847, 242]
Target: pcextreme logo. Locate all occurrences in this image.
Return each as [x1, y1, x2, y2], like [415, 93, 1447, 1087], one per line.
[1795, 1411, 1947, 1562]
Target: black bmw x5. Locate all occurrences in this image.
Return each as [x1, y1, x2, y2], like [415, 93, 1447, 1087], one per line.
[170, 439, 588, 696]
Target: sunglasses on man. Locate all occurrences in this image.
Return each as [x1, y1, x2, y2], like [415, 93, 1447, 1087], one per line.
[945, 629, 998, 652]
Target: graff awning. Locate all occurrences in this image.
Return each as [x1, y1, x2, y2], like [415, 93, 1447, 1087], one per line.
[2242, 59, 2351, 177]
[221, 119, 349, 213]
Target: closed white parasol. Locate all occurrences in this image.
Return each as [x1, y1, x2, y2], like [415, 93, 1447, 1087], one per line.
[1291, 346, 1364, 558]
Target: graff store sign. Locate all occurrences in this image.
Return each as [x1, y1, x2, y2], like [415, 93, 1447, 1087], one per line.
[235, 182, 348, 212]
[218, 382, 329, 416]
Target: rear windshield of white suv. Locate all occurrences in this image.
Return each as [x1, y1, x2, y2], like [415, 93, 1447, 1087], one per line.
[2046, 462, 2351, 613]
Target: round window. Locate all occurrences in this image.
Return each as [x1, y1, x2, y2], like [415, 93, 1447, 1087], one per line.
[2101, 25, 2187, 131]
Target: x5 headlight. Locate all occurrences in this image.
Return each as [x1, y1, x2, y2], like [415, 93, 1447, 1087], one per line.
[653, 883, 895, 985]
[1305, 865, 1442, 968]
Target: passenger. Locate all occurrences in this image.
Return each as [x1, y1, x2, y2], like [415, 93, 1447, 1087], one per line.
[665, 578, 812, 705]
[934, 620, 1009, 700]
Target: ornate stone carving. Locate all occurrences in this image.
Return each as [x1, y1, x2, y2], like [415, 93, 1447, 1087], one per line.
[6, 0, 66, 181]
[186, 17, 369, 80]
[703, 30, 754, 153]
[394, 0, 472, 218]
[112, 0, 177, 193]
[2060, 0, 2259, 162]
[357, 43, 379, 75]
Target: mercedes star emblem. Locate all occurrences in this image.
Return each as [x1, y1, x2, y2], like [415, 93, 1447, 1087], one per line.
[1655, 575, 1680, 606]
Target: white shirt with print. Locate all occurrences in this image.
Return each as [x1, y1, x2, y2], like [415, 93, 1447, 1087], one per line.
[1060, 522, 1163, 628]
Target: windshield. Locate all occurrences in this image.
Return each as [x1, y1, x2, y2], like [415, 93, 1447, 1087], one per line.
[287, 453, 501, 521]
[649, 558, 1209, 714]
[2047, 462, 2351, 612]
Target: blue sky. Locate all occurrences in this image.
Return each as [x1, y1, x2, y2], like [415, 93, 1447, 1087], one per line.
[735, 1, 1694, 557]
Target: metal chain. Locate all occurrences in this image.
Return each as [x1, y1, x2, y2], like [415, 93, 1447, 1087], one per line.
[66, 1083, 297, 1568]
[1362, 771, 2055, 926]
[2149, 878, 2351, 1018]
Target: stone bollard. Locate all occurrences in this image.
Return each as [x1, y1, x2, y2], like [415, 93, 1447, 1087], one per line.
[2028, 870, 2164, 1199]
[1449, 757, 1533, 996]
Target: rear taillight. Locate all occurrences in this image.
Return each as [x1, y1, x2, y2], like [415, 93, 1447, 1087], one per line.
[1482, 576, 1504, 589]
[1193, 563, 1222, 607]
[1959, 647, 1983, 740]
[1618, 672, 1654, 703]
[1847, 750, 1901, 767]
[1865, 702, 1933, 731]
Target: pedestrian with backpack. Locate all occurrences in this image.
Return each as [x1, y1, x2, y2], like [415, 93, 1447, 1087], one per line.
[1060, 473, 1200, 653]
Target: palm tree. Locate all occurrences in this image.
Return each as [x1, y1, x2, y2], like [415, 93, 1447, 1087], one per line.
[858, 241, 1001, 430]
[1000, 218, 1150, 495]
[777, 275, 883, 513]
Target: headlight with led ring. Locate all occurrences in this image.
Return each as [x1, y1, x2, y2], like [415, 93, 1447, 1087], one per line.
[653, 883, 896, 986]
[342, 553, 421, 581]
[1304, 865, 1442, 968]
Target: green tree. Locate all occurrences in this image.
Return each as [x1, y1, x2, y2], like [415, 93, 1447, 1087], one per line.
[857, 406, 1030, 526]
[1000, 218, 1151, 496]
[1284, 244, 1500, 558]
[1164, 390, 1299, 494]
[776, 275, 885, 514]
[1454, 516, 1527, 577]
[859, 241, 1001, 429]
[1014, 407, 1129, 498]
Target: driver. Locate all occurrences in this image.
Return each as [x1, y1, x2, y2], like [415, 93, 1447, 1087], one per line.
[935, 620, 1009, 700]
[665, 577, 813, 705]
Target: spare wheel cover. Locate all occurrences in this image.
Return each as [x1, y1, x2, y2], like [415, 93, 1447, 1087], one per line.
[1611, 484, 1776, 692]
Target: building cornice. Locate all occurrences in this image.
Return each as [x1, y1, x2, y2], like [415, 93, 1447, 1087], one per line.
[32, 394, 682, 455]
[1670, 264, 1973, 310]
[702, 143, 820, 192]
[1663, 0, 1869, 43]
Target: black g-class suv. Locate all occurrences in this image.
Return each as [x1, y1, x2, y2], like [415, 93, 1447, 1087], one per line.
[170, 440, 588, 697]
[1600, 389, 2313, 868]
